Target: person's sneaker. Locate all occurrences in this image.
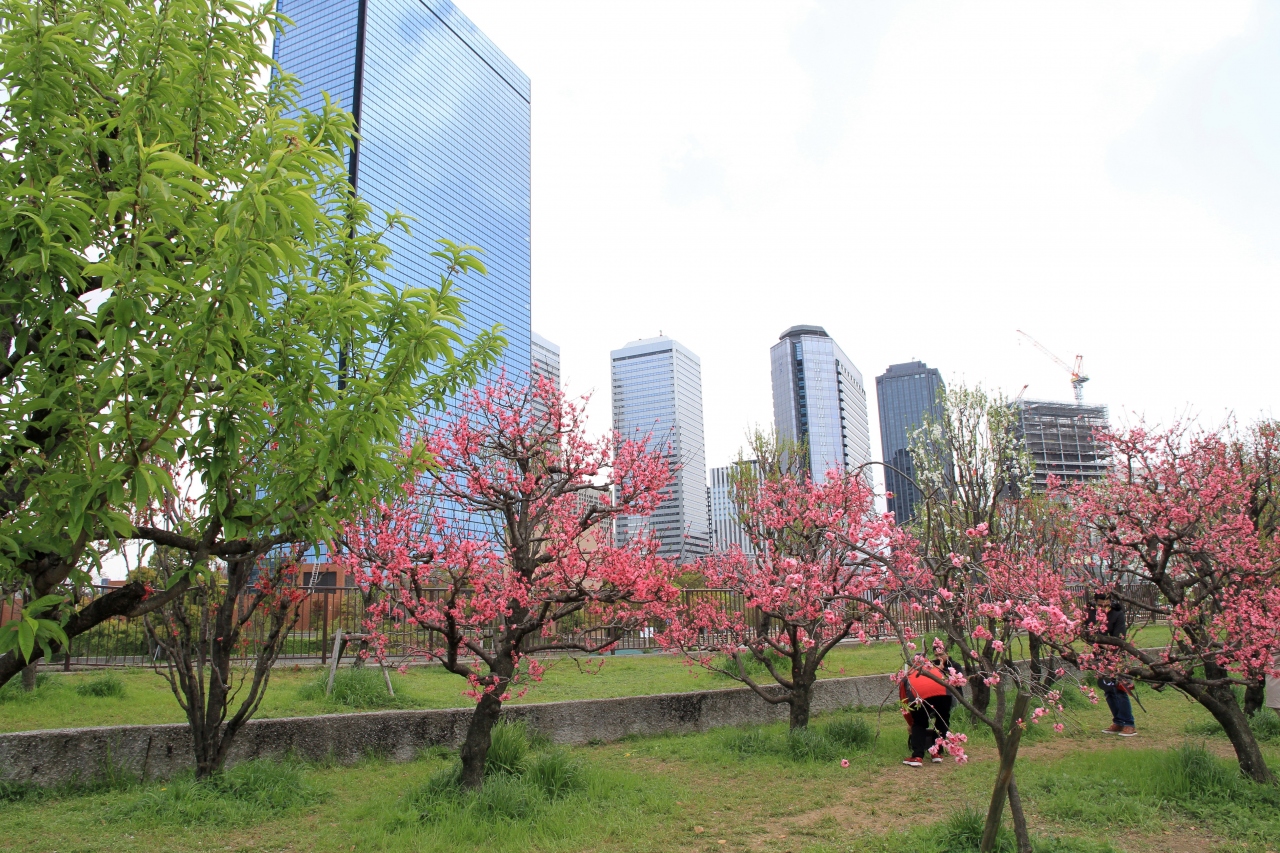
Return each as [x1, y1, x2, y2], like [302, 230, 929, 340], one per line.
[1118, 726, 1137, 737]
[1102, 724, 1123, 734]
[931, 757, 944, 764]
[902, 757, 923, 767]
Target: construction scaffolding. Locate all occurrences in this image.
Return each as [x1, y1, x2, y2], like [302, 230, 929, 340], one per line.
[1014, 399, 1110, 492]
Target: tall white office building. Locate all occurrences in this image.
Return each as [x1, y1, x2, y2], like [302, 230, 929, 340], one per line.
[709, 460, 758, 555]
[770, 325, 871, 483]
[531, 331, 560, 387]
[610, 336, 709, 563]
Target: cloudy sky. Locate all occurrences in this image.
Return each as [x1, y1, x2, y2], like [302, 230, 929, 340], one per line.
[458, 0, 1279, 474]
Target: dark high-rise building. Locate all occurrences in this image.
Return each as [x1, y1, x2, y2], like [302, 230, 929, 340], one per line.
[875, 361, 945, 522]
[770, 326, 871, 484]
[273, 0, 531, 377]
[1014, 400, 1110, 492]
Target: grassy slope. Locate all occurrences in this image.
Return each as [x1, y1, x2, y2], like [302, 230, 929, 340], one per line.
[1, 679, 1276, 853]
[0, 626, 1172, 733]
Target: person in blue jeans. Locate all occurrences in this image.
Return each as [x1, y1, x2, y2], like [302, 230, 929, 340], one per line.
[1094, 593, 1136, 736]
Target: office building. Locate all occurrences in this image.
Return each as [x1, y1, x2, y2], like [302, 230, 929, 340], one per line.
[273, 0, 531, 379]
[1014, 400, 1110, 492]
[876, 361, 945, 522]
[531, 331, 560, 387]
[770, 325, 871, 483]
[611, 336, 709, 562]
[708, 460, 758, 555]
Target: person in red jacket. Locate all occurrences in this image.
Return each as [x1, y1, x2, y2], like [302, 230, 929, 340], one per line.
[899, 661, 952, 767]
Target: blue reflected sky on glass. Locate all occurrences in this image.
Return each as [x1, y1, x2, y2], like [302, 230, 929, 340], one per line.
[273, 0, 531, 378]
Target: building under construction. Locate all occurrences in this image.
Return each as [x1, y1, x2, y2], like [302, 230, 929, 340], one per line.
[1014, 399, 1110, 492]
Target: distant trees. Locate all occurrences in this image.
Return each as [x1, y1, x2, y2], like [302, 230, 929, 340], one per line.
[336, 378, 681, 789]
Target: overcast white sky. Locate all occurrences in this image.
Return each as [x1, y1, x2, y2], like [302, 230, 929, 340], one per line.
[460, 0, 1278, 475]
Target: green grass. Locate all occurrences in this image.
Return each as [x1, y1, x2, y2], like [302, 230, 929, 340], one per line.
[0, 641, 933, 734]
[0, 624, 1178, 735]
[0, 683, 1277, 853]
[1184, 707, 1280, 742]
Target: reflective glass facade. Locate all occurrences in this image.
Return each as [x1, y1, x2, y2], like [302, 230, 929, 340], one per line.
[273, 0, 531, 378]
[611, 337, 709, 563]
[875, 361, 945, 522]
[770, 326, 871, 484]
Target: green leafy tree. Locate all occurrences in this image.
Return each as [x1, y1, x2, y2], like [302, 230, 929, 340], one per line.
[0, 0, 503, 689]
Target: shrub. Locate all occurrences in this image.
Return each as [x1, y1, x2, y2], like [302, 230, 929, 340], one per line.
[75, 672, 126, 699]
[821, 716, 873, 750]
[485, 721, 531, 777]
[717, 714, 875, 763]
[525, 749, 584, 800]
[297, 666, 403, 709]
[786, 726, 840, 762]
[934, 806, 1015, 853]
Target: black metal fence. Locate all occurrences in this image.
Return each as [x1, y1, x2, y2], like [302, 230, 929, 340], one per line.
[12, 583, 1161, 669]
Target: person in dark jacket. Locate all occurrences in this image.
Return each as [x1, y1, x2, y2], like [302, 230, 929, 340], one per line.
[1094, 593, 1136, 736]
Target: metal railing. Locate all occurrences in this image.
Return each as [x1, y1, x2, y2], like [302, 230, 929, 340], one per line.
[10, 583, 1162, 669]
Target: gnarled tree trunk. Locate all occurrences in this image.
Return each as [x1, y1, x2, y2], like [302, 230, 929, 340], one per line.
[1193, 677, 1274, 785]
[788, 679, 813, 730]
[458, 650, 516, 789]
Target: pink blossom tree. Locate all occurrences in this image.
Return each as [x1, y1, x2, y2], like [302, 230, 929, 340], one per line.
[659, 433, 922, 730]
[906, 384, 1083, 853]
[905, 530, 1083, 853]
[1058, 424, 1280, 784]
[334, 377, 680, 789]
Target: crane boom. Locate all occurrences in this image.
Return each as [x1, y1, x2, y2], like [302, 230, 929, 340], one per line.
[1016, 329, 1090, 404]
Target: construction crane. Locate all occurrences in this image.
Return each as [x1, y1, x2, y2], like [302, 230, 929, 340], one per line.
[1016, 330, 1089, 404]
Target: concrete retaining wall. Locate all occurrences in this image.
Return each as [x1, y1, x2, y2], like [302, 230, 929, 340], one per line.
[0, 672, 902, 787]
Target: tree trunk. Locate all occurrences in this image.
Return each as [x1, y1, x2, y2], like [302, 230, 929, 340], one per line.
[788, 680, 813, 730]
[1007, 777, 1033, 853]
[1242, 677, 1265, 717]
[459, 689, 505, 790]
[1199, 683, 1274, 784]
[21, 661, 36, 692]
[969, 674, 991, 715]
[981, 691, 1030, 853]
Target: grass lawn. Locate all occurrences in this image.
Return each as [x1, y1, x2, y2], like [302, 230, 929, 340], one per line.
[1, 676, 1277, 853]
[0, 626, 1172, 734]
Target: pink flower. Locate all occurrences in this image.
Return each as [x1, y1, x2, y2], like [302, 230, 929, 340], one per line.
[840, 759, 850, 768]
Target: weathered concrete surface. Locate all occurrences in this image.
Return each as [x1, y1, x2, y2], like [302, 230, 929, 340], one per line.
[0, 671, 901, 787]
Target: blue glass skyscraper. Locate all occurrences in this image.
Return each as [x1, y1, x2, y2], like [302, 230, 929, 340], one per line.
[770, 326, 872, 484]
[875, 361, 945, 522]
[273, 0, 531, 376]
